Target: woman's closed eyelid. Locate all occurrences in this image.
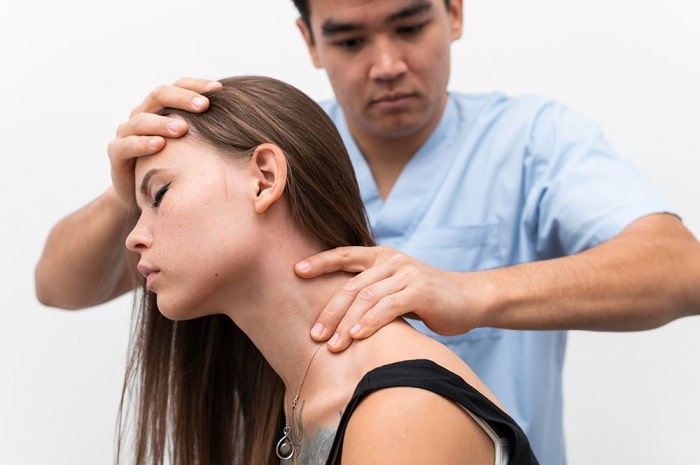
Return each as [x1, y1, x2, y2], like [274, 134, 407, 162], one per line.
[152, 182, 172, 208]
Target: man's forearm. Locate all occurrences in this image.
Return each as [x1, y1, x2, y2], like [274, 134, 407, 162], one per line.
[35, 187, 136, 309]
[473, 213, 700, 332]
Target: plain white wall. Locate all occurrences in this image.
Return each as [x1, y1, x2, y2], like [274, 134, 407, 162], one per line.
[1, 1, 698, 464]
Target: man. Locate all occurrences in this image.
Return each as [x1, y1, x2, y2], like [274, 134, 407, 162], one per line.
[35, 1, 700, 464]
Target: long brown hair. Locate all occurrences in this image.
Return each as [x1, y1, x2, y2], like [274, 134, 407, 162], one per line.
[117, 76, 375, 465]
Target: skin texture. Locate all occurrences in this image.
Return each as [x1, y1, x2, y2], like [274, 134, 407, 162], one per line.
[296, 0, 462, 198]
[30, 4, 700, 465]
[297, 426, 336, 465]
[299, 212, 700, 351]
[126, 134, 262, 320]
[34, 1, 700, 350]
[341, 387, 494, 465]
[123, 127, 504, 464]
[290, 0, 700, 350]
[34, 79, 222, 309]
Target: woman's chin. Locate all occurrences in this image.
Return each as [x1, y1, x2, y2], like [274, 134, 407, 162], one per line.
[156, 298, 190, 321]
[156, 296, 214, 321]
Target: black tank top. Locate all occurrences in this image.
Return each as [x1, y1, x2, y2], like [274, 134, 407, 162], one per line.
[324, 359, 540, 465]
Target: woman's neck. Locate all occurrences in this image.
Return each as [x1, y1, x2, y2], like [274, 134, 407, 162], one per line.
[221, 248, 350, 392]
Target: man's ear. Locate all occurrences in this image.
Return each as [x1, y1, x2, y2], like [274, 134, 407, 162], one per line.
[250, 143, 288, 214]
[449, 0, 464, 41]
[296, 18, 323, 68]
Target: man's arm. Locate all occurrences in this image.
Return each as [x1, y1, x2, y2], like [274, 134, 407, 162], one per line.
[297, 213, 700, 351]
[34, 78, 221, 309]
[35, 188, 136, 309]
[473, 213, 700, 330]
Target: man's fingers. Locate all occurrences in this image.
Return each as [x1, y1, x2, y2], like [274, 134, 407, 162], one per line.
[115, 112, 188, 139]
[171, 77, 222, 93]
[310, 274, 372, 342]
[351, 290, 412, 339]
[296, 246, 380, 278]
[128, 79, 221, 117]
[324, 289, 408, 352]
[108, 134, 164, 163]
[105, 78, 224, 208]
[314, 271, 407, 351]
[108, 114, 186, 205]
[109, 114, 181, 166]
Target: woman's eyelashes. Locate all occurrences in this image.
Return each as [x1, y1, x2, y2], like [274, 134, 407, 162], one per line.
[152, 182, 172, 208]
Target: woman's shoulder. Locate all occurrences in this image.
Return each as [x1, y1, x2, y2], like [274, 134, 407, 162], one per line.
[339, 377, 496, 465]
[351, 320, 503, 407]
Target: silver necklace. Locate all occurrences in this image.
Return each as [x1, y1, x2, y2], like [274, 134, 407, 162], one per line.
[275, 343, 322, 461]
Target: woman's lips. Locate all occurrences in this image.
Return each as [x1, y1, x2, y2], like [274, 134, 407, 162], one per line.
[137, 263, 160, 290]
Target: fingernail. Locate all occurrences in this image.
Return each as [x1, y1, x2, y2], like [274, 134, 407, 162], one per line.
[329, 333, 340, 346]
[296, 260, 310, 273]
[349, 323, 362, 337]
[147, 137, 161, 150]
[311, 323, 323, 339]
[167, 121, 183, 133]
[192, 96, 207, 108]
[205, 81, 221, 91]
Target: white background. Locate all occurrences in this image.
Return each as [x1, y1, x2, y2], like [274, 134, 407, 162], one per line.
[1, 1, 698, 464]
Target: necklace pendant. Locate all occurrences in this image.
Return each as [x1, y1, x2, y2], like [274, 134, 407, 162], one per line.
[276, 425, 294, 460]
[275, 344, 321, 461]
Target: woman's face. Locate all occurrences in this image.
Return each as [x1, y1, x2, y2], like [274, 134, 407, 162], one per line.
[125, 135, 260, 320]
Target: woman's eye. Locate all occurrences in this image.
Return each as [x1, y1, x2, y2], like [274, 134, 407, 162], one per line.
[152, 182, 171, 208]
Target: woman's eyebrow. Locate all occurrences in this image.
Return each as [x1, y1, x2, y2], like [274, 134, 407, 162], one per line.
[139, 168, 160, 197]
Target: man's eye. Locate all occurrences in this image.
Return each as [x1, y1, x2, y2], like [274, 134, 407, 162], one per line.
[335, 37, 364, 49]
[152, 182, 171, 208]
[397, 20, 428, 36]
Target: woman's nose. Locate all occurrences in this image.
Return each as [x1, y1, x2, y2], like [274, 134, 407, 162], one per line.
[125, 215, 153, 252]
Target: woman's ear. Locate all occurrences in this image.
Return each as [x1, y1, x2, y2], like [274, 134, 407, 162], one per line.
[250, 143, 288, 213]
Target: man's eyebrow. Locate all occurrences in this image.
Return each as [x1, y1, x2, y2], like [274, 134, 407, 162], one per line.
[386, 1, 432, 23]
[321, 0, 433, 36]
[321, 18, 362, 36]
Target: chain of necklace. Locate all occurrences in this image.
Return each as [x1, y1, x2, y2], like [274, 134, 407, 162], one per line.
[275, 343, 323, 461]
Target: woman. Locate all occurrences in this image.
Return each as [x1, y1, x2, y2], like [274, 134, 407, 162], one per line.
[119, 75, 539, 465]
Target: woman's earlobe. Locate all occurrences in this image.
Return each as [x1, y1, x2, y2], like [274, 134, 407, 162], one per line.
[251, 143, 288, 213]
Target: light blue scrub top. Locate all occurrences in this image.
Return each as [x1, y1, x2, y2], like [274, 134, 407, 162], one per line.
[321, 92, 671, 465]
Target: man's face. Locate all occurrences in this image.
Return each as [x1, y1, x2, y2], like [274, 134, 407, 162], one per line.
[298, 0, 463, 142]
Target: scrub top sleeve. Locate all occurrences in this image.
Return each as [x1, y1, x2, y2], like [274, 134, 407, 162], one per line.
[523, 100, 672, 258]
